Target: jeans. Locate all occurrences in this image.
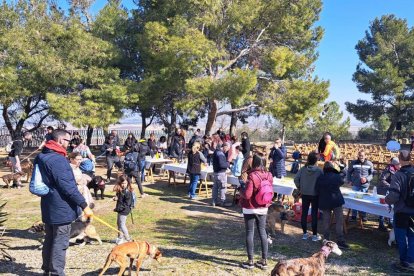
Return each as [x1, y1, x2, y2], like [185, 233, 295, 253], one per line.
[42, 223, 71, 276]
[244, 213, 268, 261]
[140, 160, 146, 182]
[322, 207, 344, 241]
[394, 213, 414, 265]
[301, 195, 319, 235]
[106, 156, 122, 180]
[212, 172, 227, 204]
[351, 186, 368, 217]
[188, 173, 200, 198]
[117, 213, 130, 240]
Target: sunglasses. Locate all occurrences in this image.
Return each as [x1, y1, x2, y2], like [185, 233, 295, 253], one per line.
[63, 138, 71, 142]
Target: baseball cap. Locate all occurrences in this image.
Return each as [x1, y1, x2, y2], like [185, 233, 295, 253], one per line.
[391, 157, 400, 165]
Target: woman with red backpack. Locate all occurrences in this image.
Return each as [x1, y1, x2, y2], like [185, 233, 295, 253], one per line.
[239, 152, 273, 271]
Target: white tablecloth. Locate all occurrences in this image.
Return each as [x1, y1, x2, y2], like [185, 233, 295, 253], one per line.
[163, 163, 214, 181]
[227, 176, 296, 196]
[145, 158, 174, 170]
[341, 189, 394, 218]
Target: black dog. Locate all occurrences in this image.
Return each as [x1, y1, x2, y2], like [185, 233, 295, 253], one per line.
[87, 175, 106, 200]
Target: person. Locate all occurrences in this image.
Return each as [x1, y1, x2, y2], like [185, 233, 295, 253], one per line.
[157, 136, 168, 154]
[173, 128, 185, 144]
[195, 128, 202, 137]
[294, 152, 323, 242]
[124, 143, 147, 198]
[268, 138, 287, 179]
[211, 133, 222, 153]
[111, 130, 121, 145]
[347, 150, 374, 222]
[410, 133, 414, 152]
[148, 133, 157, 155]
[38, 126, 54, 150]
[203, 136, 212, 164]
[188, 132, 204, 150]
[239, 152, 273, 270]
[169, 137, 185, 161]
[315, 161, 350, 249]
[338, 156, 348, 182]
[8, 132, 32, 188]
[212, 142, 231, 207]
[68, 152, 94, 207]
[186, 142, 207, 199]
[70, 131, 81, 150]
[113, 174, 133, 245]
[317, 132, 332, 154]
[241, 132, 251, 159]
[231, 146, 244, 177]
[37, 129, 93, 276]
[217, 127, 226, 141]
[223, 134, 232, 145]
[321, 134, 336, 162]
[385, 150, 414, 273]
[228, 136, 240, 163]
[73, 138, 94, 161]
[137, 138, 152, 182]
[101, 135, 122, 183]
[124, 132, 137, 152]
[378, 157, 401, 231]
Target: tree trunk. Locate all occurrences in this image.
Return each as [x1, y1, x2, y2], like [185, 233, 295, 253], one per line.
[386, 120, 397, 141]
[140, 113, 147, 139]
[281, 124, 286, 144]
[168, 106, 177, 145]
[86, 125, 93, 146]
[205, 99, 218, 136]
[229, 111, 238, 137]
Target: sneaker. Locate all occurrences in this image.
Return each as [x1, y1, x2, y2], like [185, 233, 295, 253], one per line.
[115, 238, 125, 245]
[105, 178, 110, 183]
[241, 260, 254, 269]
[312, 235, 322, 242]
[190, 195, 199, 200]
[302, 233, 310, 240]
[211, 202, 216, 207]
[255, 259, 268, 270]
[141, 193, 148, 198]
[378, 225, 388, 232]
[337, 241, 350, 249]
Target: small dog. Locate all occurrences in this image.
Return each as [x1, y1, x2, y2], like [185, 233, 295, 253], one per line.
[99, 240, 162, 276]
[271, 240, 342, 276]
[28, 218, 102, 247]
[388, 228, 408, 246]
[1, 171, 27, 188]
[87, 175, 106, 200]
[20, 160, 34, 182]
[267, 204, 295, 236]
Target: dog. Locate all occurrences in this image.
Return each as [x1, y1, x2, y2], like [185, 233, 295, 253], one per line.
[292, 189, 301, 203]
[1, 171, 27, 188]
[99, 240, 162, 276]
[20, 160, 34, 182]
[87, 175, 106, 200]
[271, 240, 342, 276]
[28, 218, 102, 248]
[388, 228, 408, 246]
[267, 204, 296, 236]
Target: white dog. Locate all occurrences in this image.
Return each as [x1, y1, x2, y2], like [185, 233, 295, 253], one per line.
[388, 228, 408, 246]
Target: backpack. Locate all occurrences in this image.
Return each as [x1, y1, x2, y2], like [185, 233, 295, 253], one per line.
[124, 152, 137, 172]
[290, 161, 300, 174]
[331, 144, 340, 161]
[5, 140, 16, 153]
[129, 190, 137, 209]
[79, 159, 94, 172]
[400, 169, 414, 208]
[254, 172, 274, 206]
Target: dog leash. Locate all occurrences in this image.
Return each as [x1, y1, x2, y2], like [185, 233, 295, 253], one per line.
[20, 149, 40, 162]
[91, 214, 126, 237]
[94, 150, 107, 160]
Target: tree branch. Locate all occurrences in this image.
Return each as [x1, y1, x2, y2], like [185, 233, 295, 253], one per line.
[26, 112, 50, 132]
[216, 104, 258, 116]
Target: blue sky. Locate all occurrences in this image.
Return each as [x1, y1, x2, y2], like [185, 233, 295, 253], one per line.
[89, 0, 414, 126]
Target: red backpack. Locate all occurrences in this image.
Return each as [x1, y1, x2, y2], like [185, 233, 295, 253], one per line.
[254, 172, 274, 205]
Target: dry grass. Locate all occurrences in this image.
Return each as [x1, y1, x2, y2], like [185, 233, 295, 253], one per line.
[0, 149, 406, 276]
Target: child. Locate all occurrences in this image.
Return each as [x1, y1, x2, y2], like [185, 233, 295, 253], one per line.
[231, 146, 244, 177]
[113, 174, 133, 244]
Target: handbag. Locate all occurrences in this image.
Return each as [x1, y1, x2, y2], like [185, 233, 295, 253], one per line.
[29, 164, 50, 196]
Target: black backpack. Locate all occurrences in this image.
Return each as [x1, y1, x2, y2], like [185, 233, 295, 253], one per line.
[401, 168, 414, 208]
[123, 152, 137, 172]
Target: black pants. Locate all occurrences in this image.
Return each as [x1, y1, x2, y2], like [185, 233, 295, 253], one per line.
[42, 222, 71, 276]
[301, 194, 319, 235]
[106, 156, 122, 179]
[126, 170, 144, 195]
[244, 213, 268, 261]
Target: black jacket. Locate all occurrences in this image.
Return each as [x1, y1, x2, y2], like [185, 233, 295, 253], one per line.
[70, 137, 81, 148]
[186, 151, 207, 175]
[318, 137, 326, 153]
[101, 140, 120, 157]
[115, 190, 132, 216]
[241, 138, 250, 159]
[315, 169, 345, 210]
[124, 134, 137, 151]
[8, 138, 23, 157]
[169, 140, 184, 159]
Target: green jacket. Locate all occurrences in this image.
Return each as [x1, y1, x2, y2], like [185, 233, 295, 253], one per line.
[294, 165, 323, 196]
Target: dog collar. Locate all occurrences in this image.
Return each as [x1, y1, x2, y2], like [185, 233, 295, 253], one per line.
[320, 246, 331, 258]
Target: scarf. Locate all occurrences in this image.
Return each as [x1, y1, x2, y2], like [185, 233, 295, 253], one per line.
[44, 140, 67, 157]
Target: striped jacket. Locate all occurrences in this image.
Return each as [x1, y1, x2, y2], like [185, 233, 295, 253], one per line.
[347, 159, 374, 188]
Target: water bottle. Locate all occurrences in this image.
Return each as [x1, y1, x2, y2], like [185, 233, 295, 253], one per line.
[373, 186, 377, 198]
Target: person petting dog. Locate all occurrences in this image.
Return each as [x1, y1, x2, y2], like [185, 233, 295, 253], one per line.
[113, 174, 133, 245]
[315, 161, 350, 249]
[294, 152, 323, 242]
[101, 135, 122, 183]
[8, 131, 32, 189]
[239, 152, 273, 270]
[36, 129, 93, 276]
[186, 141, 207, 200]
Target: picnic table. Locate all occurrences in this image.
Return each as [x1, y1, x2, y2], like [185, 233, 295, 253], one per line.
[144, 157, 174, 183]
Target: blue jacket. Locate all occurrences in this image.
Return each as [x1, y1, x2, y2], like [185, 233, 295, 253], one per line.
[347, 159, 374, 188]
[37, 148, 87, 225]
[213, 148, 229, 173]
[231, 152, 244, 177]
[269, 145, 287, 178]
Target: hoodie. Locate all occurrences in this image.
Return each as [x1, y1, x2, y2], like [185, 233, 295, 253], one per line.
[294, 165, 323, 196]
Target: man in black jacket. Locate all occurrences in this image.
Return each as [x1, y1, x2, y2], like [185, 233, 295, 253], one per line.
[8, 132, 32, 188]
[101, 135, 122, 183]
[241, 132, 250, 159]
[212, 142, 230, 207]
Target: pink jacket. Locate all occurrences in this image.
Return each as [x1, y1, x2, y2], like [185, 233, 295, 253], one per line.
[228, 142, 240, 161]
[239, 169, 273, 209]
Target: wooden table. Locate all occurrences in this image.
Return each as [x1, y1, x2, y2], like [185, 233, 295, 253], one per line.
[144, 157, 174, 183]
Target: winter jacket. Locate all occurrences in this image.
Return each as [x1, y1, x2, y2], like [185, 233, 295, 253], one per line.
[124, 134, 137, 151]
[294, 165, 323, 196]
[8, 137, 23, 157]
[241, 138, 251, 159]
[115, 189, 133, 216]
[212, 148, 229, 173]
[239, 169, 273, 209]
[148, 138, 157, 152]
[101, 140, 120, 157]
[136, 141, 152, 161]
[347, 159, 374, 188]
[269, 145, 287, 178]
[169, 140, 184, 159]
[378, 165, 398, 195]
[231, 152, 244, 177]
[188, 135, 204, 149]
[186, 151, 207, 175]
[315, 168, 345, 210]
[386, 165, 414, 213]
[37, 148, 87, 224]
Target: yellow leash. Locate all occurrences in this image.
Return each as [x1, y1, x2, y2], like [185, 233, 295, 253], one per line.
[92, 214, 126, 237]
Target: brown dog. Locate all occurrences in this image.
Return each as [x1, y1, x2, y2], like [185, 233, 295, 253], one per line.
[271, 240, 342, 276]
[99, 240, 162, 276]
[267, 204, 295, 236]
[1, 171, 27, 188]
[20, 160, 34, 182]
